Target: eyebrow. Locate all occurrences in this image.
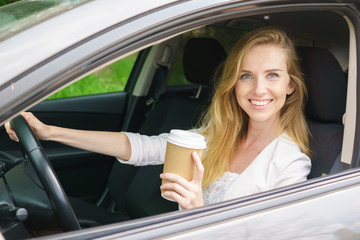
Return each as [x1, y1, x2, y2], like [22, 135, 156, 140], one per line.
[241, 69, 283, 73]
[265, 69, 283, 72]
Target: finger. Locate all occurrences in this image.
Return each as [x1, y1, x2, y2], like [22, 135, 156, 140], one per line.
[162, 187, 201, 210]
[8, 133, 19, 142]
[161, 181, 190, 198]
[160, 173, 203, 209]
[191, 151, 204, 184]
[4, 122, 13, 133]
[160, 173, 192, 188]
[4, 122, 19, 142]
[161, 190, 185, 205]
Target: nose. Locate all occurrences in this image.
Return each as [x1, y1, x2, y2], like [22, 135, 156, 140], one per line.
[254, 77, 267, 96]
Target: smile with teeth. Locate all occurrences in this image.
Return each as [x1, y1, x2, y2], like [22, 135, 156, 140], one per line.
[250, 99, 272, 106]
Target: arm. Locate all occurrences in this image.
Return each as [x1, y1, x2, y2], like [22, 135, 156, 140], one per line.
[271, 155, 311, 188]
[5, 112, 131, 160]
[270, 143, 312, 188]
[48, 127, 131, 160]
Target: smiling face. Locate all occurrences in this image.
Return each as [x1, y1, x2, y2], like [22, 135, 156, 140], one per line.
[235, 44, 294, 127]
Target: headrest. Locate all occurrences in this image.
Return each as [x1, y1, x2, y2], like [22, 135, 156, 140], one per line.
[183, 38, 226, 86]
[298, 47, 347, 123]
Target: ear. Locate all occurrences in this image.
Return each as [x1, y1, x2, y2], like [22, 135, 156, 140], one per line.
[287, 83, 295, 95]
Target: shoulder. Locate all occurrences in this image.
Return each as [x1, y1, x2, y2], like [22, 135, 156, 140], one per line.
[271, 133, 311, 168]
[275, 133, 306, 155]
[267, 133, 311, 187]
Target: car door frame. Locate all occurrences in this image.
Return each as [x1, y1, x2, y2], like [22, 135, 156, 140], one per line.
[2, 0, 360, 239]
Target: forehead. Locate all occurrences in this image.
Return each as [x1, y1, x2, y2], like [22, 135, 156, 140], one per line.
[243, 44, 287, 69]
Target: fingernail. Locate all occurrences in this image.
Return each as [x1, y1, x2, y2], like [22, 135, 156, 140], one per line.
[160, 174, 163, 178]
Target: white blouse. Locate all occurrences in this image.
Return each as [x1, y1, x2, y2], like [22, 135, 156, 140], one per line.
[118, 132, 311, 204]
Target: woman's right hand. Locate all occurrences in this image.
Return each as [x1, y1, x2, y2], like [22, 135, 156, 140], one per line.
[5, 112, 50, 142]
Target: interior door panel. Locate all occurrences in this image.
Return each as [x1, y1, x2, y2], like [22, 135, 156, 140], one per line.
[31, 92, 128, 130]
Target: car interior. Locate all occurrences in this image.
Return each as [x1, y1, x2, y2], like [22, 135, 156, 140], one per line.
[0, 8, 353, 237]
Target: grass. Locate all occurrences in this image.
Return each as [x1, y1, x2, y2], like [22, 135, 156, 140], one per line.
[48, 53, 138, 99]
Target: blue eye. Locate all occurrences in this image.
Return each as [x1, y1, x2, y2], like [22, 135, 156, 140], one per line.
[240, 74, 252, 79]
[268, 73, 279, 78]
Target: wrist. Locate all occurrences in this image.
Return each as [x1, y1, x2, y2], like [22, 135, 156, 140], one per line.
[42, 124, 55, 141]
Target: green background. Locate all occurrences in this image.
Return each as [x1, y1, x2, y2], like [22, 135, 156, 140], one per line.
[0, 0, 19, 6]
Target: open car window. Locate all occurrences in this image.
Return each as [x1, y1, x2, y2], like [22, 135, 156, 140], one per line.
[1, 1, 359, 239]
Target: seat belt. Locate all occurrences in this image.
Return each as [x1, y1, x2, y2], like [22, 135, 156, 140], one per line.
[146, 45, 172, 112]
[146, 65, 168, 111]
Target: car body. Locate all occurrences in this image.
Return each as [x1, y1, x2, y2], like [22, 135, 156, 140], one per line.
[1, 0, 360, 239]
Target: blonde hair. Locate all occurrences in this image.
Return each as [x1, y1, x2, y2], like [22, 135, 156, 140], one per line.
[200, 27, 311, 188]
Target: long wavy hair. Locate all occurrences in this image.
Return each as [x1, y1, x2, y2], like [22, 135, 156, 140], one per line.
[200, 27, 311, 189]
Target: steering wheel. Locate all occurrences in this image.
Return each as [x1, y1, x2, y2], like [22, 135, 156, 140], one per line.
[10, 115, 80, 232]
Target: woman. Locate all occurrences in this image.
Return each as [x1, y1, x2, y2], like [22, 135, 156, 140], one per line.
[199, 27, 311, 206]
[5, 27, 311, 210]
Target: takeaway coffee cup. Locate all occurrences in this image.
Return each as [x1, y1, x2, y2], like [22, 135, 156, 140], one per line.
[161, 129, 207, 201]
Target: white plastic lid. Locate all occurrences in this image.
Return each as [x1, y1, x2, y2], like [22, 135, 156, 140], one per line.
[166, 129, 206, 149]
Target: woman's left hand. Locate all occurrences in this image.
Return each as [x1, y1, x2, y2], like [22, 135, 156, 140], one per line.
[160, 151, 204, 209]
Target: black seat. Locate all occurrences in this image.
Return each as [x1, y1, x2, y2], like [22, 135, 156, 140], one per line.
[70, 38, 226, 226]
[298, 47, 347, 178]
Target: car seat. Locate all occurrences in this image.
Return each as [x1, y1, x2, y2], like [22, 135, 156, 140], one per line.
[69, 38, 226, 226]
[298, 47, 347, 178]
[125, 37, 226, 219]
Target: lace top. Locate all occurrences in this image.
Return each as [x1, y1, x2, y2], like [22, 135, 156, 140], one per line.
[203, 171, 240, 205]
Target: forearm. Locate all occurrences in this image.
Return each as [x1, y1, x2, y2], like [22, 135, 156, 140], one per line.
[46, 126, 131, 160]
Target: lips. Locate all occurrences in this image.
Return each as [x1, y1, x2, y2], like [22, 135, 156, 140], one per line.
[250, 99, 272, 106]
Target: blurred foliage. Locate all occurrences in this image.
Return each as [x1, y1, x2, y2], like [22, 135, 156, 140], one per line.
[48, 53, 138, 99]
[0, 0, 20, 6]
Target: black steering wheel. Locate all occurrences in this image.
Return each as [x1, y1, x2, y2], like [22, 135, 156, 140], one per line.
[10, 115, 80, 232]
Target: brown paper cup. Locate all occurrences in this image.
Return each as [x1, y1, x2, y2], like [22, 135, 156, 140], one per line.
[161, 130, 206, 201]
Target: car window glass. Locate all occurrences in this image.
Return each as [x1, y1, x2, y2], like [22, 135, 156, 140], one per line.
[48, 52, 138, 99]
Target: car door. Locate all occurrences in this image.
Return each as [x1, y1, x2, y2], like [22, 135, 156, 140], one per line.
[2, 0, 360, 239]
[40, 0, 360, 239]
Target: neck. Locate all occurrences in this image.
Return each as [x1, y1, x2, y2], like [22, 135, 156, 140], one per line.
[245, 115, 282, 144]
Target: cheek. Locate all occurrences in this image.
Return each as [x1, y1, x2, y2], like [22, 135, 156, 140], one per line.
[234, 84, 250, 111]
[234, 82, 248, 99]
[234, 83, 245, 105]
[275, 86, 289, 106]
[275, 79, 291, 97]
